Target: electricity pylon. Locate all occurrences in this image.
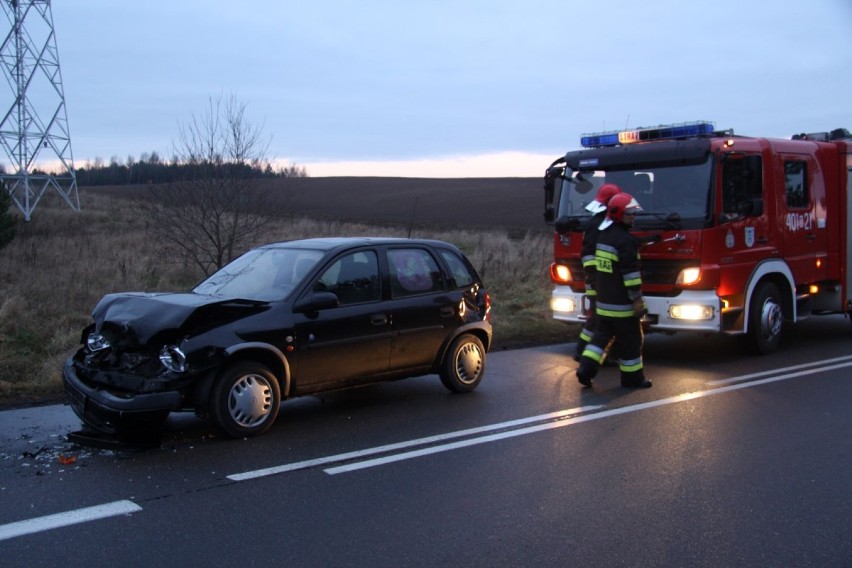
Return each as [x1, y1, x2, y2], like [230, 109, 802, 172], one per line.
[0, 0, 78, 221]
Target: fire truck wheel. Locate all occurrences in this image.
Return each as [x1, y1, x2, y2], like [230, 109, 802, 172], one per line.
[748, 282, 783, 354]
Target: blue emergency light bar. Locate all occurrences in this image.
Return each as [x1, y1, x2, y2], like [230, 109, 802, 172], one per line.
[580, 121, 716, 148]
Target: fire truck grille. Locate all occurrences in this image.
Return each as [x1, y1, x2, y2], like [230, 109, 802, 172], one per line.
[641, 259, 692, 286]
[561, 258, 690, 291]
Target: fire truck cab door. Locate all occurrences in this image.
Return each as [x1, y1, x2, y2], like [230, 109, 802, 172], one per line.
[776, 152, 827, 284]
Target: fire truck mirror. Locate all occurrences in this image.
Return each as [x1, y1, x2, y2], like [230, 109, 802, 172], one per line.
[543, 166, 564, 223]
[544, 204, 556, 223]
[576, 178, 594, 194]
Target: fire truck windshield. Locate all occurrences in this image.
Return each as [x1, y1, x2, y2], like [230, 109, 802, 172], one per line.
[556, 157, 713, 230]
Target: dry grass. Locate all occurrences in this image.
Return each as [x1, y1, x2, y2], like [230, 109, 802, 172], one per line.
[0, 182, 574, 405]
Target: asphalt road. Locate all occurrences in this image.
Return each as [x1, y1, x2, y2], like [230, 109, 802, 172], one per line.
[2, 316, 852, 567]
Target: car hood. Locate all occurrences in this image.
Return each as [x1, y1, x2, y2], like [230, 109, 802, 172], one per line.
[91, 292, 269, 345]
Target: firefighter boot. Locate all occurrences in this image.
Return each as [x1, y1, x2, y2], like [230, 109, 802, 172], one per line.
[620, 372, 652, 389]
[575, 358, 598, 388]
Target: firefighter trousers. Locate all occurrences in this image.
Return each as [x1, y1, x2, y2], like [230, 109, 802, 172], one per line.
[576, 314, 645, 385]
[573, 297, 597, 360]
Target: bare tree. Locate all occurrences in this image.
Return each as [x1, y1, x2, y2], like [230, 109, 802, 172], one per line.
[139, 94, 283, 277]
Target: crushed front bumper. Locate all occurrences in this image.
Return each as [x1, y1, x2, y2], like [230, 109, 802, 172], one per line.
[62, 358, 183, 437]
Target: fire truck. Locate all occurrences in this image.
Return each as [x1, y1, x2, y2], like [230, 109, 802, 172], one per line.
[542, 121, 852, 354]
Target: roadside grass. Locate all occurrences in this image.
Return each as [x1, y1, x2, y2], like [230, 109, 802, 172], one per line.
[0, 188, 575, 405]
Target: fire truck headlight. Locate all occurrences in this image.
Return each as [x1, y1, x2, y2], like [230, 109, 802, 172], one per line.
[550, 262, 573, 284]
[551, 297, 576, 315]
[669, 304, 714, 321]
[675, 267, 701, 286]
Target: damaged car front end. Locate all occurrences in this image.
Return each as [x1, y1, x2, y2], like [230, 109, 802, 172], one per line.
[63, 291, 269, 440]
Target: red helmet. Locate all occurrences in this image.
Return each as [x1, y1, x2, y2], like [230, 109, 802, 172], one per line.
[600, 192, 642, 228]
[585, 183, 623, 213]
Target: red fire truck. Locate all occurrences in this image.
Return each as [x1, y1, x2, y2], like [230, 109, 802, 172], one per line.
[543, 121, 852, 353]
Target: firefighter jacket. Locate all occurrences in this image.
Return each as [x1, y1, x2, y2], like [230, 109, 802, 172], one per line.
[593, 221, 643, 317]
[581, 211, 607, 296]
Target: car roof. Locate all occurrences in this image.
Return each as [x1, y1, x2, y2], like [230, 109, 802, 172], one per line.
[260, 237, 456, 252]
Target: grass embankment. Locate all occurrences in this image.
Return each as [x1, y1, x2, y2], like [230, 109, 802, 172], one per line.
[0, 189, 574, 406]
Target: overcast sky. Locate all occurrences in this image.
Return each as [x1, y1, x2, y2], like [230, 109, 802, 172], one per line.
[45, 0, 852, 177]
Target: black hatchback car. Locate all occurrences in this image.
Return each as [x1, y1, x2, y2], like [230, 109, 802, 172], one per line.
[63, 237, 492, 440]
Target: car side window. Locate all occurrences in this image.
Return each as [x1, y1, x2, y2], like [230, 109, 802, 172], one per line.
[439, 249, 475, 288]
[388, 248, 444, 298]
[315, 250, 380, 305]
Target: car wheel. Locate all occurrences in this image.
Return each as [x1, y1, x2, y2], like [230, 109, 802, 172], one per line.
[210, 362, 281, 438]
[748, 282, 783, 354]
[439, 334, 486, 393]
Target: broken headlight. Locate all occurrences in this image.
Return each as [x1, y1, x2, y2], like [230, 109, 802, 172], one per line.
[86, 332, 111, 352]
[159, 345, 188, 373]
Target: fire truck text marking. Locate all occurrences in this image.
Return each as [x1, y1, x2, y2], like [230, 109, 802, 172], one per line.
[785, 212, 813, 233]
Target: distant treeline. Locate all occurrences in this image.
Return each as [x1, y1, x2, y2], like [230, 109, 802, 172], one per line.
[73, 152, 308, 186]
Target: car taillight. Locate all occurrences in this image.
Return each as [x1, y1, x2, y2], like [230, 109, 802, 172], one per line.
[484, 291, 492, 320]
[550, 262, 573, 284]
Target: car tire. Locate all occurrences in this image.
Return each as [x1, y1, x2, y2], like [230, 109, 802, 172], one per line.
[748, 282, 783, 355]
[439, 334, 486, 393]
[210, 361, 281, 438]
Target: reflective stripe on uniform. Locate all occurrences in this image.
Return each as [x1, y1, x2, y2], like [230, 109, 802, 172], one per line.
[582, 255, 596, 267]
[581, 344, 605, 363]
[623, 270, 642, 287]
[619, 357, 643, 373]
[579, 327, 593, 342]
[596, 244, 619, 262]
[596, 301, 634, 318]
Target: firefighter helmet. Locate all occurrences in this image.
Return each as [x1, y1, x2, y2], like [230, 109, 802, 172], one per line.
[585, 183, 623, 213]
[599, 192, 642, 229]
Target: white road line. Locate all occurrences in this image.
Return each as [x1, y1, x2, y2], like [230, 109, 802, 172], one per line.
[227, 404, 603, 481]
[707, 354, 852, 386]
[324, 362, 845, 474]
[0, 500, 142, 542]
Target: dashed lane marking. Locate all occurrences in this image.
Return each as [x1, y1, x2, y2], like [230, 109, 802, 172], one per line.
[0, 500, 142, 542]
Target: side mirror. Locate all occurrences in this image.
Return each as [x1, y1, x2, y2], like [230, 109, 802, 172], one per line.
[543, 165, 564, 224]
[544, 204, 557, 224]
[294, 291, 339, 315]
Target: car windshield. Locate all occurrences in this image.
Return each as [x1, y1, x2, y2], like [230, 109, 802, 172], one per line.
[193, 247, 325, 301]
[557, 158, 713, 230]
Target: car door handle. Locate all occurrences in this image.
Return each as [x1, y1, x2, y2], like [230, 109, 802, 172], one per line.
[371, 314, 388, 326]
[440, 306, 456, 318]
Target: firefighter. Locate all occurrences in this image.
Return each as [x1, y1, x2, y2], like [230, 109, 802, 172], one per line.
[576, 192, 652, 389]
[573, 183, 623, 362]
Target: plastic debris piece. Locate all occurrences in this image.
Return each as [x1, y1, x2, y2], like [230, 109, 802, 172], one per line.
[58, 453, 77, 465]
